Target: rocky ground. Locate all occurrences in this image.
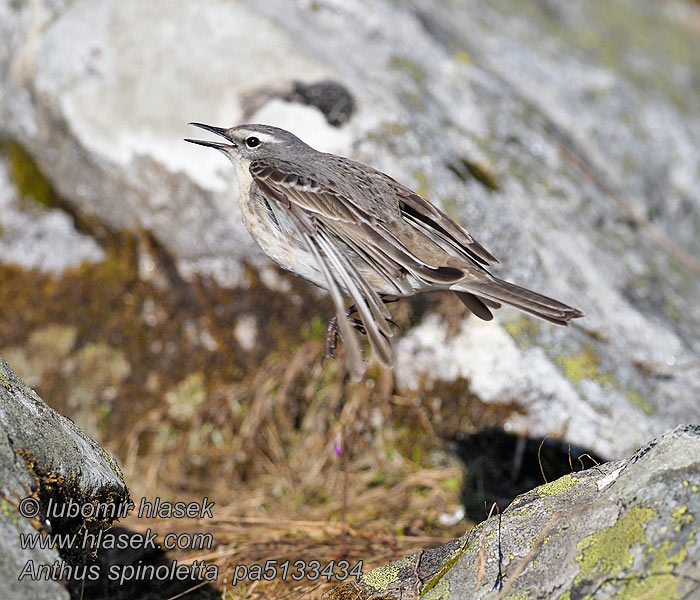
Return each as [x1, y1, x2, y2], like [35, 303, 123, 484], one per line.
[1, 0, 699, 598]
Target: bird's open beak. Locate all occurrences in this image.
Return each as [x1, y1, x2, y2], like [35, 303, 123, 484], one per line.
[185, 122, 237, 150]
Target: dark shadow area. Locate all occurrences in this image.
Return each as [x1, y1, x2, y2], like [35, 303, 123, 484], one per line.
[451, 428, 607, 522]
[65, 526, 220, 600]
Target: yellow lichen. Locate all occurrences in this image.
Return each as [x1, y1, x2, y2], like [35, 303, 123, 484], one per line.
[509, 505, 536, 517]
[422, 577, 449, 599]
[413, 169, 431, 199]
[536, 474, 578, 497]
[625, 389, 655, 415]
[0, 371, 13, 392]
[575, 505, 656, 582]
[557, 346, 601, 382]
[7, 141, 58, 208]
[671, 506, 693, 531]
[387, 56, 427, 84]
[362, 557, 411, 592]
[454, 50, 471, 64]
[557, 346, 655, 414]
[421, 535, 471, 597]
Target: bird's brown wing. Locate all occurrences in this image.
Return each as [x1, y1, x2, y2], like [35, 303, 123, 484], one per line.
[393, 186, 499, 266]
[249, 159, 372, 222]
[251, 156, 505, 375]
[250, 159, 472, 286]
[315, 154, 500, 266]
[250, 159, 396, 377]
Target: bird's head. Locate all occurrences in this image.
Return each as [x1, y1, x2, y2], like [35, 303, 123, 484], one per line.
[185, 123, 313, 166]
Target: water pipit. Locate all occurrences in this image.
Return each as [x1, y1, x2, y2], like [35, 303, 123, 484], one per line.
[186, 123, 583, 378]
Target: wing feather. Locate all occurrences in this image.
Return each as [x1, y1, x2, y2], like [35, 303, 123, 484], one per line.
[284, 207, 367, 378]
[248, 156, 502, 369]
[253, 157, 497, 278]
[253, 161, 398, 373]
[397, 190, 498, 265]
[314, 230, 393, 367]
[252, 159, 371, 222]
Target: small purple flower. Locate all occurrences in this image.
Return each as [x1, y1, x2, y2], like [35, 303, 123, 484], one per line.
[333, 432, 343, 456]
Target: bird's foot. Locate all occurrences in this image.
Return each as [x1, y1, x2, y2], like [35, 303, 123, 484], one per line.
[322, 316, 340, 366]
[322, 308, 365, 366]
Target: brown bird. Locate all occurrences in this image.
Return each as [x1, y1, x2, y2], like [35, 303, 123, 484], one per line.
[186, 123, 584, 378]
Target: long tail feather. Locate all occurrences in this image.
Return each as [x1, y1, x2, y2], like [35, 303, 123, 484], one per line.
[455, 277, 584, 326]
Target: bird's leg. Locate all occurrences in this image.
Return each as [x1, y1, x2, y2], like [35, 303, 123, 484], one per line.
[323, 304, 363, 365]
[323, 316, 340, 365]
[322, 297, 401, 365]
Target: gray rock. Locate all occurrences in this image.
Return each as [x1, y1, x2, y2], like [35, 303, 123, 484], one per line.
[338, 425, 700, 599]
[0, 154, 104, 272]
[0, 0, 699, 458]
[0, 355, 129, 600]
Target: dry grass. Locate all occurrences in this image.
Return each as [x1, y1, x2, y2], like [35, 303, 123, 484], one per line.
[111, 338, 473, 600]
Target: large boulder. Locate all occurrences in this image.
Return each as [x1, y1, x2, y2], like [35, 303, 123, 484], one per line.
[333, 425, 700, 599]
[0, 355, 129, 600]
[0, 0, 699, 460]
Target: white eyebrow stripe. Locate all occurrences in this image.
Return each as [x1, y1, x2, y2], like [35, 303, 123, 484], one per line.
[244, 132, 281, 144]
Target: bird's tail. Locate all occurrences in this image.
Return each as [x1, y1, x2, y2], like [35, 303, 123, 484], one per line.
[454, 277, 584, 326]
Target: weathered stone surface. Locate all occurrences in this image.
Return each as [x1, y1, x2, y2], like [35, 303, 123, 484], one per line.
[0, 151, 104, 272]
[333, 425, 700, 599]
[0, 355, 129, 600]
[1, 0, 699, 459]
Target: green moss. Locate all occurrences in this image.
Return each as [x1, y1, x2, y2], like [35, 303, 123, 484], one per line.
[443, 477, 460, 491]
[413, 169, 431, 199]
[422, 577, 449, 599]
[421, 536, 470, 598]
[300, 316, 326, 342]
[575, 505, 656, 583]
[388, 56, 427, 84]
[453, 50, 471, 64]
[625, 389, 655, 416]
[369, 472, 386, 487]
[504, 316, 541, 344]
[557, 346, 600, 382]
[536, 474, 578, 498]
[7, 141, 59, 208]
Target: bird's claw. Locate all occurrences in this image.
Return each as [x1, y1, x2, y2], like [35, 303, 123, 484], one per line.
[323, 316, 339, 366]
[322, 311, 367, 366]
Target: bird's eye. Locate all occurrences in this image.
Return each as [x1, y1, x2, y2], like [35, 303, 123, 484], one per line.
[245, 136, 260, 148]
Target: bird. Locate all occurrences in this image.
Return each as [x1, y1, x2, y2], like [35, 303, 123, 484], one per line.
[185, 123, 584, 378]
